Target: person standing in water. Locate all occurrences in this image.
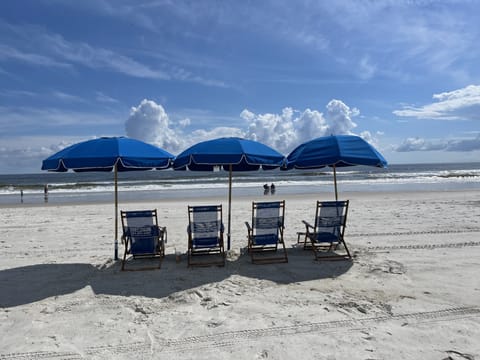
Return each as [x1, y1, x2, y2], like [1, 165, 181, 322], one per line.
[263, 183, 270, 195]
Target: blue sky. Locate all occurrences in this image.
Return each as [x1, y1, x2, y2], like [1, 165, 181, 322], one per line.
[1, 0, 480, 173]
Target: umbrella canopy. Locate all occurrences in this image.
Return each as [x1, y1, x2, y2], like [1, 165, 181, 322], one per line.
[42, 136, 173, 171]
[173, 137, 284, 171]
[41, 137, 175, 259]
[285, 135, 387, 200]
[173, 137, 285, 250]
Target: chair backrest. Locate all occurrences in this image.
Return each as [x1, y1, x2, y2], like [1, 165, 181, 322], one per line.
[121, 210, 159, 254]
[251, 200, 285, 238]
[188, 205, 223, 248]
[314, 201, 349, 239]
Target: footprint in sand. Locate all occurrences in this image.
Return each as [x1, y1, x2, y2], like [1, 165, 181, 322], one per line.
[255, 350, 268, 359]
[369, 260, 405, 275]
[444, 350, 475, 360]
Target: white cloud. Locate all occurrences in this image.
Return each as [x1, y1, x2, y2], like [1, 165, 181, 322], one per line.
[242, 99, 360, 153]
[191, 127, 244, 140]
[178, 118, 191, 127]
[0, 44, 71, 68]
[51, 91, 85, 103]
[0, 135, 88, 174]
[242, 107, 297, 152]
[395, 134, 480, 152]
[126, 99, 184, 152]
[0, 21, 225, 86]
[95, 91, 119, 104]
[5, 96, 479, 173]
[124, 99, 364, 156]
[445, 135, 480, 152]
[40, 33, 170, 80]
[358, 56, 377, 80]
[325, 99, 358, 135]
[393, 85, 480, 120]
[125, 99, 245, 153]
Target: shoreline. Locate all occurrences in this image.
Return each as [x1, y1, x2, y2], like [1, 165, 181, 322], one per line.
[1, 187, 477, 209]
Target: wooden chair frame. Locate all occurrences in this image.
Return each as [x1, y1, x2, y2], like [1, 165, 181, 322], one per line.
[187, 205, 226, 267]
[120, 209, 166, 271]
[245, 200, 288, 264]
[302, 200, 351, 261]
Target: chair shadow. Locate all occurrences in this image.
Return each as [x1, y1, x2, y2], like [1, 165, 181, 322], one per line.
[0, 248, 353, 308]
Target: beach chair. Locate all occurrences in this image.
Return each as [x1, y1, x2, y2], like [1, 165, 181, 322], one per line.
[187, 205, 226, 267]
[302, 200, 351, 261]
[245, 200, 288, 264]
[120, 209, 166, 271]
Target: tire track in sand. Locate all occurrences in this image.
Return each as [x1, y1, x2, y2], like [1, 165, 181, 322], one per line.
[1, 306, 479, 359]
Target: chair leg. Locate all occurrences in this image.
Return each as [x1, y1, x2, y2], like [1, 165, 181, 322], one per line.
[121, 247, 128, 271]
[342, 240, 352, 259]
[157, 243, 163, 269]
[280, 240, 288, 263]
[310, 239, 351, 261]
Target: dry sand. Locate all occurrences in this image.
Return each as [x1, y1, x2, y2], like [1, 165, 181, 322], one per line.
[1, 190, 479, 359]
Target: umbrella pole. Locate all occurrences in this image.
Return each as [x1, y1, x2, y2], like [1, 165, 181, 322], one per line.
[114, 163, 119, 260]
[227, 164, 232, 250]
[333, 165, 338, 201]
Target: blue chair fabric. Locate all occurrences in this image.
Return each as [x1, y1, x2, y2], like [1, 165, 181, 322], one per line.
[302, 200, 351, 260]
[187, 205, 225, 267]
[245, 200, 288, 264]
[120, 209, 166, 270]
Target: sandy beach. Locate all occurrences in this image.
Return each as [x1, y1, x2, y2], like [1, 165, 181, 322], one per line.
[1, 189, 479, 359]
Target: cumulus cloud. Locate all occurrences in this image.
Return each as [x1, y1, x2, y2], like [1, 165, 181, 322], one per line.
[325, 99, 358, 134]
[242, 107, 297, 152]
[126, 99, 184, 152]
[395, 134, 480, 152]
[124, 98, 372, 155]
[242, 99, 359, 153]
[393, 84, 480, 120]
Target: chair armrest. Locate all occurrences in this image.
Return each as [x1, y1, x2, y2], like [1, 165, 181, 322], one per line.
[245, 221, 252, 232]
[160, 226, 167, 244]
[121, 233, 127, 244]
[302, 220, 314, 231]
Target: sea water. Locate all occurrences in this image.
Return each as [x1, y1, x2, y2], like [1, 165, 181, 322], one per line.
[0, 162, 479, 205]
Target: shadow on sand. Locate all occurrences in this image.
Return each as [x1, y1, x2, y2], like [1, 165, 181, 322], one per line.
[0, 248, 353, 307]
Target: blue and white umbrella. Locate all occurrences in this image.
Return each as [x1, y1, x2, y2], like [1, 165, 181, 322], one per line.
[174, 137, 285, 250]
[285, 135, 387, 200]
[42, 137, 175, 259]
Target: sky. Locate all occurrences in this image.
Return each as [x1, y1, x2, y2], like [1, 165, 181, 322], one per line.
[1, 0, 480, 174]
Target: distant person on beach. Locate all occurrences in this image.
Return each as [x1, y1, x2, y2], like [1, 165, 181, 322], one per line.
[263, 183, 270, 195]
[270, 183, 276, 195]
[20, 189, 23, 203]
[44, 184, 48, 202]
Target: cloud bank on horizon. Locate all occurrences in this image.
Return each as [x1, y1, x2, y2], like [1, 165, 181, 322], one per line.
[124, 83, 480, 156]
[1, 84, 480, 174]
[393, 85, 480, 153]
[124, 98, 371, 155]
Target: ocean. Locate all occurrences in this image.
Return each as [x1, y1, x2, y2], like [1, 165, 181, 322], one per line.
[1, 162, 479, 205]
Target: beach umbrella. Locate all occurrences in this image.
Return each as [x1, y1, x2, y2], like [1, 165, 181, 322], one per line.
[285, 135, 387, 200]
[173, 137, 285, 250]
[41, 137, 175, 260]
